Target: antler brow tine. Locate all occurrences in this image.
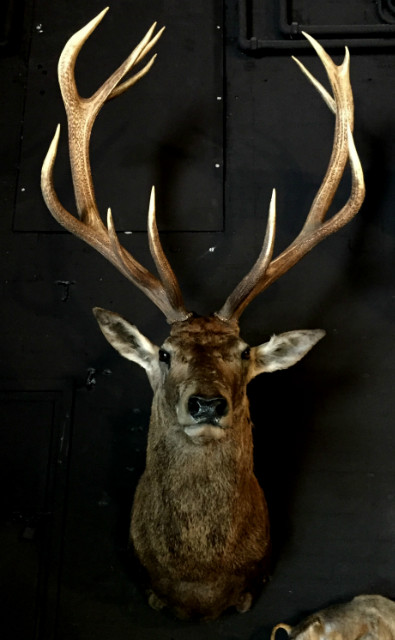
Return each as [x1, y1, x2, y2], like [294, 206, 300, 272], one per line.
[217, 32, 365, 322]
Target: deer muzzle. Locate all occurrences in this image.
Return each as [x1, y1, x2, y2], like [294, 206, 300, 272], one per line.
[176, 384, 232, 442]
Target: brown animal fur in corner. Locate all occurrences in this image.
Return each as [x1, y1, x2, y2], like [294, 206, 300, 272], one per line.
[272, 595, 395, 640]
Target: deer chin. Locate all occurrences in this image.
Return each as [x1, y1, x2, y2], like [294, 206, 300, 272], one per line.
[183, 423, 227, 443]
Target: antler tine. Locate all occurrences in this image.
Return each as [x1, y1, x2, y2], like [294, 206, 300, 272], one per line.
[147, 187, 189, 315]
[217, 32, 365, 323]
[216, 189, 276, 322]
[108, 25, 165, 100]
[105, 205, 186, 318]
[105, 189, 188, 318]
[41, 9, 189, 324]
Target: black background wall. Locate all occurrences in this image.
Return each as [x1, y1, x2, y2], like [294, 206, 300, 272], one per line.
[1, 1, 394, 638]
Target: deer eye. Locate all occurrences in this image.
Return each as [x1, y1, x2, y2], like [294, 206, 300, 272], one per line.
[159, 348, 171, 366]
[241, 347, 251, 360]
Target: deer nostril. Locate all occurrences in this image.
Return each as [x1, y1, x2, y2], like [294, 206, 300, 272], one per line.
[188, 395, 228, 422]
[188, 396, 201, 418]
[213, 397, 228, 417]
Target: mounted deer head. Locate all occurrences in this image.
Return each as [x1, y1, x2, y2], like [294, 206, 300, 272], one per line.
[41, 8, 365, 620]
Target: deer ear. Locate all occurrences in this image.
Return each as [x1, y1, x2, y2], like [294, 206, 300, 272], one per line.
[251, 329, 325, 376]
[93, 307, 159, 378]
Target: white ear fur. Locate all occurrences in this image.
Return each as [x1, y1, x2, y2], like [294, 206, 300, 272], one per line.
[252, 329, 325, 376]
[93, 307, 160, 385]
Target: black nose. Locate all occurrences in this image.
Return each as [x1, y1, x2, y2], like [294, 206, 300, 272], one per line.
[187, 395, 228, 424]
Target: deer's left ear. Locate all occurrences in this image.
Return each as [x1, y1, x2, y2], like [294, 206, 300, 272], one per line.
[93, 307, 160, 387]
[250, 329, 325, 378]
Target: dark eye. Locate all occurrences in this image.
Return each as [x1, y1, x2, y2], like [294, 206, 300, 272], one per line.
[241, 346, 251, 360]
[159, 348, 171, 366]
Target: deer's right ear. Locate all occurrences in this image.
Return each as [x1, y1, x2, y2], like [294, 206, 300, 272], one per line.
[251, 329, 325, 377]
[93, 307, 160, 381]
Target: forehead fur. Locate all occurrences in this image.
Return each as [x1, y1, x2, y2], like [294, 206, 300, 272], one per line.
[169, 315, 241, 348]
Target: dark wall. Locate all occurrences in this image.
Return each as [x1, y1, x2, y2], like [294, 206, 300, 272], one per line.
[1, 1, 394, 638]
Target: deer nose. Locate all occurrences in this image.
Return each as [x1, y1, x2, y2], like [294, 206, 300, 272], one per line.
[187, 395, 228, 424]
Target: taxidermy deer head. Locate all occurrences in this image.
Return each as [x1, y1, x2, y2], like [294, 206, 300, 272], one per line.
[41, 8, 365, 620]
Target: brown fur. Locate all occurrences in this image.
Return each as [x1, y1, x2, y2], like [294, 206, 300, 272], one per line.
[131, 317, 270, 619]
[272, 595, 395, 640]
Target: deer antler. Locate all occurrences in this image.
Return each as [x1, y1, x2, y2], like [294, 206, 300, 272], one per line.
[42, 15, 364, 326]
[216, 32, 365, 323]
[41, 8, 191, 323]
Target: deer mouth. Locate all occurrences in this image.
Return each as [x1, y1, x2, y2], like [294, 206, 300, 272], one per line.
[183, 423, 227, 441]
